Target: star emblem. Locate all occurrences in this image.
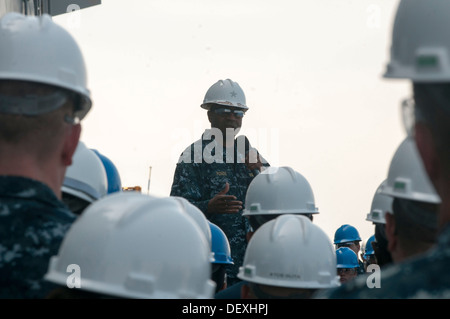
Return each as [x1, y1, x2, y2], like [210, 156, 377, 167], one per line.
[230, 91, 237, 98]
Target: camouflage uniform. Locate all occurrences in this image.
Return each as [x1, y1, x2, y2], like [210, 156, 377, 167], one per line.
[316, 223, 450, 299]
[0, 176, 76, 299]
[170, 131, 269, 285]
[357, 260, 365, 275]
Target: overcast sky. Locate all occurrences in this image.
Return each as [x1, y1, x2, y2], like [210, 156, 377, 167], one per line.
[53, 0, 409, 244]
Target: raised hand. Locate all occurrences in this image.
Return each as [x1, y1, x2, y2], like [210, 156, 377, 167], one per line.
[207, 182, 243, 214]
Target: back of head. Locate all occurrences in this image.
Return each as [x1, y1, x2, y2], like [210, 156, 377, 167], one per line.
[392, 197, 438, 257]
[376, 137, 440, 263]
[413, 83, 450, 180]
[0, 13, 91, 163]
[45, 192, 216, 299]
[0, 81, 76, 160]
[238, 214, 340, 291]
[374, 222, 393, 267]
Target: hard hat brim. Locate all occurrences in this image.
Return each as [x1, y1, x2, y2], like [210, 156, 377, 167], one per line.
[201, 102, 248, 110]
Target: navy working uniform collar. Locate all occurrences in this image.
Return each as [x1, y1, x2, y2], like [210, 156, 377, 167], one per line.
[0, 175, 67, 209]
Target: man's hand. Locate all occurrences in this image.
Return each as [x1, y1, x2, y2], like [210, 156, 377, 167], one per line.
[207, 182, 243, 214]
[245, 148, 263, 172]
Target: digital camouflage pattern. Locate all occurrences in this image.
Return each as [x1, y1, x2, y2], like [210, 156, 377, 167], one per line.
[0, 176, 76, 299]
[170, 130, 269, 285]
[357, 260, 365, 275]
[316, 223, 450, 299]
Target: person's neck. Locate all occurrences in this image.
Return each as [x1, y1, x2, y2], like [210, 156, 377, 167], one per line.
[222, 135, 235, 148]
[0, 156, 64, 199]
[438, 196, 450, 233]
[207, 128, 236, 148]
[435, 178, 450, 233]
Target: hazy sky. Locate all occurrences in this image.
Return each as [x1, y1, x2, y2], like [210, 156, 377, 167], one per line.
[53, 0, 409, 243]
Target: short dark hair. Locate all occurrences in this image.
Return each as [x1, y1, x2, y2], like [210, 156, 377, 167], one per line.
[0, 80, 77, 159]
[413, 82, 450, 178]
[373, 223, 393, 268]
[211, 263, 227, 294]
[392, 197, 438, 256]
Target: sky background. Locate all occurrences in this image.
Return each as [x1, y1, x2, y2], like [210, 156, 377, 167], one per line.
[53, 0, 408, 246]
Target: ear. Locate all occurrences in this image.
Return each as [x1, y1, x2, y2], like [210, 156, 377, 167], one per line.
[61, 123, 81, 167]
[207, 110, 213, 124]
[385, 212, 397, 254]
[414, 122, 440, 184]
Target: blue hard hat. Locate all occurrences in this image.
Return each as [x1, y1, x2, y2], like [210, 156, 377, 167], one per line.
[333, 224, 361, 244]
[209, 222, 234, 265]
[336, 247, 359, 269]
[364, 235, 376, 258]
[91, 149, 122, 194]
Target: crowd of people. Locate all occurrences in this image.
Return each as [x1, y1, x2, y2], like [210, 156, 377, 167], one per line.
[0, 0, 449, 300]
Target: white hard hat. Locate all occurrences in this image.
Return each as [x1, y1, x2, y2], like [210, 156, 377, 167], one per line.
[62, 141, 108, 203]
[45, 192, 216, 299]
[0, 13, 91, 119]
[172, 196, 212, 249]
[380, 137, 441, 204]
[243, 166, 319, 216]
[384, 0, 450, 82]
[200, 79, 248, 110]
[238, 214, 340, 289]
[366, 180, 393, 225]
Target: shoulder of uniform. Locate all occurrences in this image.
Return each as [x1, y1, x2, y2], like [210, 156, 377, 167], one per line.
[179, 136, 222, 164]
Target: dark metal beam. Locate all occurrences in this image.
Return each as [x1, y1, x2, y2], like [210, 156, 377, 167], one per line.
[43, 0, 101, 16]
